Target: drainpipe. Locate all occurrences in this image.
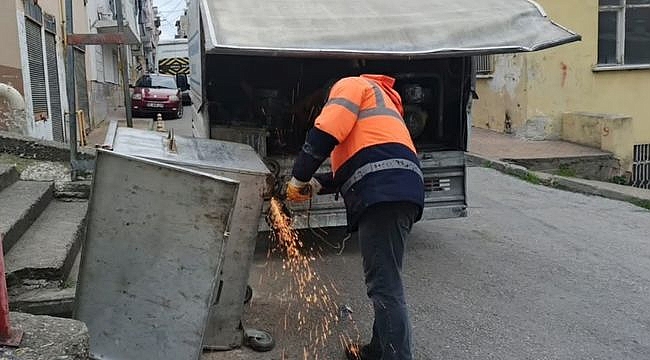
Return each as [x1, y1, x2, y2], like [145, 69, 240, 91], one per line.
[64, 0, 78, 178]
[0, 83, 27, 135]
[116, 0, 133, 127]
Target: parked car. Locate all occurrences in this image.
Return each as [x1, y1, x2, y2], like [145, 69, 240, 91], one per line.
[131, 74, 183, 119]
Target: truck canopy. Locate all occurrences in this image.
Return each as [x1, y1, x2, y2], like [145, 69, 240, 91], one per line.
[199, 0, 580, 58]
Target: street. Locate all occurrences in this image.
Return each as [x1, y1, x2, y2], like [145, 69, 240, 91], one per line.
[208, 166, 650, 360]
[141, 105, 193, 137]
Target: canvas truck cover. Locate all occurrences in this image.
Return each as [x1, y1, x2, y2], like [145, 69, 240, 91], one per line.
[199, 0, 580, 57]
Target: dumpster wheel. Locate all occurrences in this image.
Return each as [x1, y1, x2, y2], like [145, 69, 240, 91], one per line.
[244, 329, 275, 352]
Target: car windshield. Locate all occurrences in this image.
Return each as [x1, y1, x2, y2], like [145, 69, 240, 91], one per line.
[135, 75, 177, 89]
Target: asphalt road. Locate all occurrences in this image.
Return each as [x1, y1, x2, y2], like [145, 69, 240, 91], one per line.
[206, 167, 650, 360]
[162, 105, 193, 137]
[133, 105, 193, 137]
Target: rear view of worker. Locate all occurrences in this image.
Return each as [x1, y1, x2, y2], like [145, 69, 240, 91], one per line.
[286, 74, 424, 360]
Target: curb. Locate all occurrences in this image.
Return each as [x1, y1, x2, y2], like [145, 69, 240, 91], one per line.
[466, 152, 650, 210]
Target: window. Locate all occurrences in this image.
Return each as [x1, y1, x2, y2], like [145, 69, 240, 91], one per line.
[598, 0, 650, 66]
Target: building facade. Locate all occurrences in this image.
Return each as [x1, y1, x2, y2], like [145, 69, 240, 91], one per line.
[0, 0, 156, 142]
[473, 0, 650, 180]
[77, 0, 159, 131]
[0, 0, 89, 141]
[175, 1, 189, 39]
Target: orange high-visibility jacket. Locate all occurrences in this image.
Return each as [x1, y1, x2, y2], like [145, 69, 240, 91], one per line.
[315, 75, 417, 173]
[306, 74, 424, 229]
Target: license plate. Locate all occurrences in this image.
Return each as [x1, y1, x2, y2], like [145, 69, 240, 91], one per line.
[147, 102, 164, 108]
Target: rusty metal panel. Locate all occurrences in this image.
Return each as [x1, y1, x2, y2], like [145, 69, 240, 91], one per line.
[67, 33, 129, 45]
[633, 144, 650, 189]
[75, 150, 239, 360]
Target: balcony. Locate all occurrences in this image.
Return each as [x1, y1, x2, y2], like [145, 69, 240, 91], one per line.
[94, 1, 140, 45]
[94, 18, 140, 44]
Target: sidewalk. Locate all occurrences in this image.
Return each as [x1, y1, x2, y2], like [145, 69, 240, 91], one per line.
[85, 111, 153, 148]
[468, 127, 650, 209]
[470, 127, 609, 159]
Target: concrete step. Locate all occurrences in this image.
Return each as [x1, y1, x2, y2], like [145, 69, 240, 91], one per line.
[5, 200, 88, 285]
[0, 164, 19, 192]
[0, 181, 53, 252]
[8, 250, 81, 317]
[9, 287, 76, 317]
[1, 311, 89, 359]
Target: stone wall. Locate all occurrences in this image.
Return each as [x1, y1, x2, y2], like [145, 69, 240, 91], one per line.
[0, 130, 95, 162]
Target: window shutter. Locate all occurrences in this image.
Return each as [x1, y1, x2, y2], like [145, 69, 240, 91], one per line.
[26, 18, 48, 120]
[45, 32, 64, 141]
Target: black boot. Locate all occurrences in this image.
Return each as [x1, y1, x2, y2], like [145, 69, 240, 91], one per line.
[345, 343, 382, 360]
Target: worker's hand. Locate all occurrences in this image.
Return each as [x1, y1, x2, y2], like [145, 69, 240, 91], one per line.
[308, 177, 322, 196]
[285, 177, 322, 202]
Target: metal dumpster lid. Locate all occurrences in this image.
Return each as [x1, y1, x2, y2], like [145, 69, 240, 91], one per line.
[112, 127, 271, 176]
[199, 0, 580, 58]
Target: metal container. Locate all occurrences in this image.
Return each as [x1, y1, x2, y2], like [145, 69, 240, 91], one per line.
[75, 150, 239, 360]
[107, 125, 271, 350]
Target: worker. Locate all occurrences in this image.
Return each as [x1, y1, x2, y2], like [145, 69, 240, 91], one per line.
[285, 74, 424, 360]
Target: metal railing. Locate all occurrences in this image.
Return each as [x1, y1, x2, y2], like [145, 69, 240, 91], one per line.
[632, 144, 650, 189]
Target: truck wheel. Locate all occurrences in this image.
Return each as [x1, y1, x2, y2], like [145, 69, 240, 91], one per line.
[244, 329, 275, 352]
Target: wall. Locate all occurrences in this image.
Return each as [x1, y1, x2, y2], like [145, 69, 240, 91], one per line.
[0, 1, 23, 133]
[15, 0, 57, 139]
[85, 0, 124, 126]
[9, 0, 93, 140]
[474, 0, 650, 172]
[0, 1, 22, 93]
[473, 54, 527, 133]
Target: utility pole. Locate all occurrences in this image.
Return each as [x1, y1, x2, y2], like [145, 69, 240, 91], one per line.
[64, 0, 78, 178]
[115, 0, 133, 127]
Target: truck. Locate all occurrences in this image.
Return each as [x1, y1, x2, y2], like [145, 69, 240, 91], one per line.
[187, 0, 580, 230]
[156, 38, 191, 105]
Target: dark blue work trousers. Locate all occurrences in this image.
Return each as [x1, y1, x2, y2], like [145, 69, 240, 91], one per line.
[358, 201, 419, 360]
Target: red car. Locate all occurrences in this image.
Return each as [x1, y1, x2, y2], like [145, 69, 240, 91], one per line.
[131, 74, 183, 119]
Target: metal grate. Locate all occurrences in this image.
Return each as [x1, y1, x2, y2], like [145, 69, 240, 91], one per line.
[474, 55, 494, 75]
[25, 18, 48, 120]
[632, 144, 650, 189]
[424, 177, 451, 193]
[45, 32, 64, 142]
